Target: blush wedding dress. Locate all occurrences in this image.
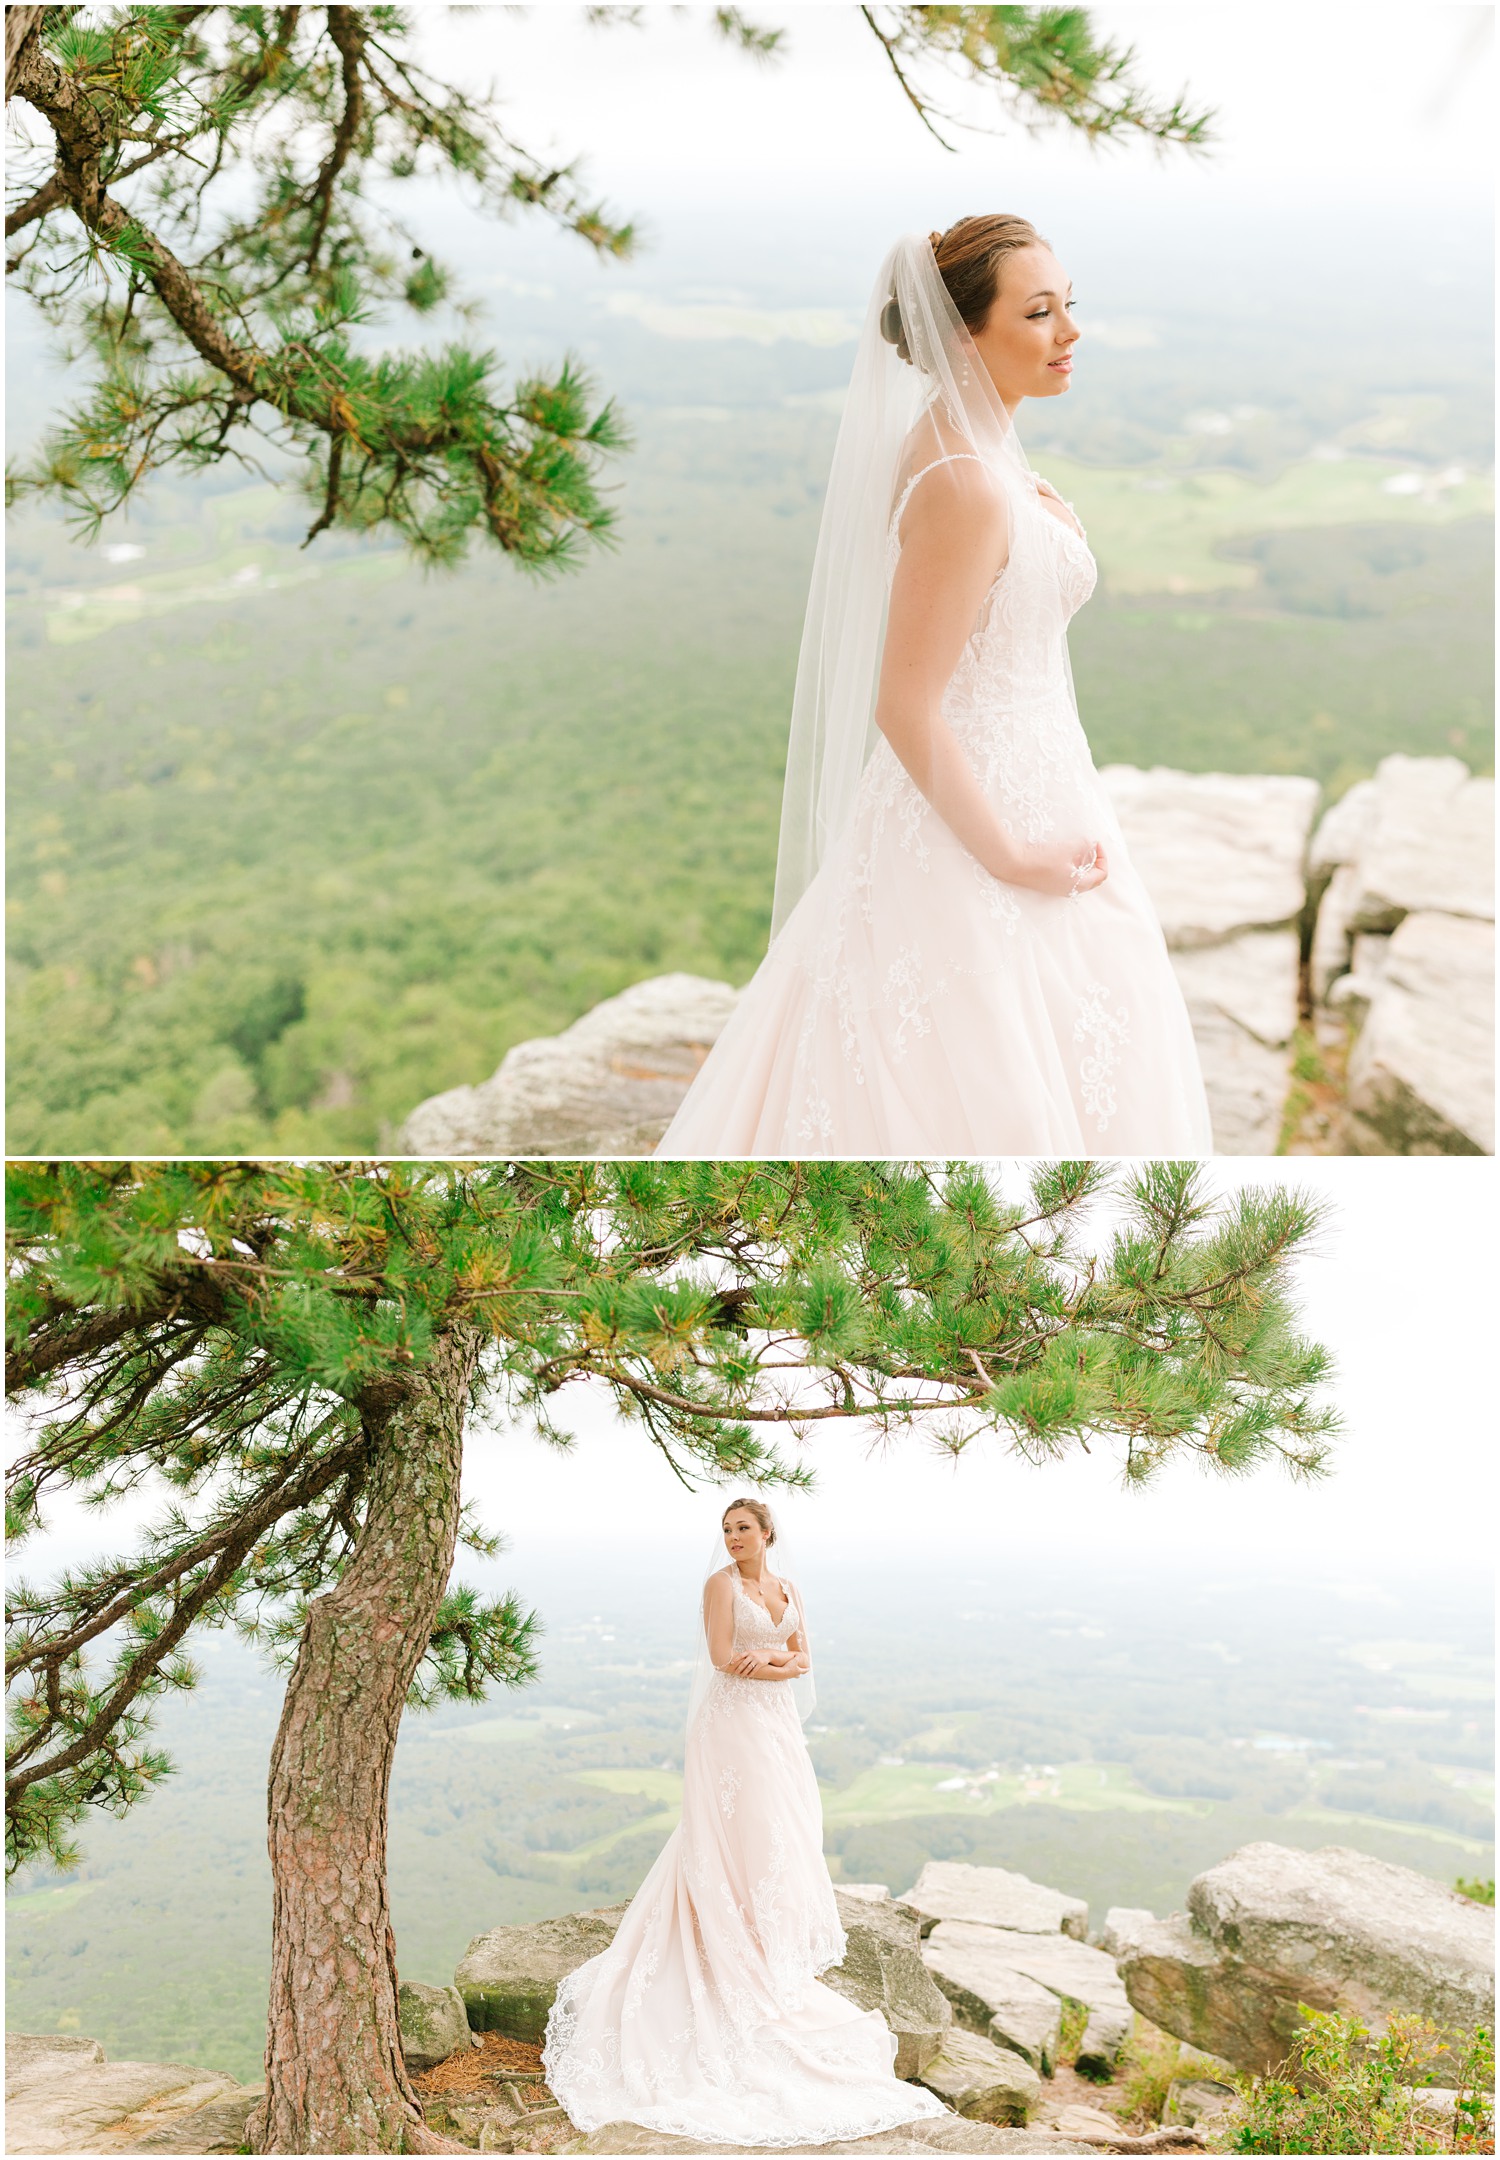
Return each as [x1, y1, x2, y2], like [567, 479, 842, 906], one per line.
[541, 1568, 946, 2146]
[657, 233, 1212, 1156]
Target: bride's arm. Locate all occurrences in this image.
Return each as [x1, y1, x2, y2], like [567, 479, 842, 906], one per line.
[704, 1573, 741, 1673]
[744, 1587, 810, 1682]
[707, 1574, 811, 1682]
[877, 464, 1107, 898]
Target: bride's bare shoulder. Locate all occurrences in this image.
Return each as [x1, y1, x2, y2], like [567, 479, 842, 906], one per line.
[896, 414, 994, 492]
[893, 447, 1008, 570]
[704, 1569, 733, 1607]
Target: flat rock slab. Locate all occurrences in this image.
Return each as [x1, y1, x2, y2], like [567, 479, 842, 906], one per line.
[109, 2089, 263, 2154]
[570, 2121, 1097, 2155]
[398, 974, 738, 1156]
[1346, 913, 1494, 1153]
[1119, 1841, 1496, 2076]
[949, 1931, 1130, 2023]
[922, 1925, 1064, 2074]
[1100, 768, 1319, 948]
[4, 2035, 256, 2156]
[1168, 931, 1299, 1052]
[904, 1865, 1087, 1942]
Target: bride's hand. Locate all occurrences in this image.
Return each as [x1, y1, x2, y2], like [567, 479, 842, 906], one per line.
[999, 837, 1109, 899]
[728, 1651, 763, 1677]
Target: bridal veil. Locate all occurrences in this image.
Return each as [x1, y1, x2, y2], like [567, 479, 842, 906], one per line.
[771, 229, 1038, 934]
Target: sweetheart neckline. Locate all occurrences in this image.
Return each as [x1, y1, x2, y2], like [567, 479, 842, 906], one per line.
[729, 1573, 794, 1628]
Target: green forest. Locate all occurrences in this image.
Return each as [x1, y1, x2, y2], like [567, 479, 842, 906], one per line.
[6, 1559, 1492, 2086]
[6, 204, 1493, 1154]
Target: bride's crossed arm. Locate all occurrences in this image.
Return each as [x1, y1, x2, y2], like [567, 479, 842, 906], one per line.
[876, 459, 1107, 898]
[704, 1573, 811, 1683]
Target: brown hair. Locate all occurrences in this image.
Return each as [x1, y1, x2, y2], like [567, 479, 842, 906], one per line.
[722, 1496, 776, 1546]
[881, 215, 1047, 362]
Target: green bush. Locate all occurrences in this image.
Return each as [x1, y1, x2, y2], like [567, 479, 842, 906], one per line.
[1229, 2007, 1494, 2155]
[1455, 1876, 1495, 1906]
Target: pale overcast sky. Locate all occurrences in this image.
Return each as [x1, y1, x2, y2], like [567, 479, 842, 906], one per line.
[413, 2, 1494, 213]
[13, 1160, 1496, 1590]
[457, 1158, 1497, 1579]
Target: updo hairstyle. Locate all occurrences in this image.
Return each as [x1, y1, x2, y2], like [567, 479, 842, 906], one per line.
[880, 215, 1048, 364]
[722, 1495, 776, 1545]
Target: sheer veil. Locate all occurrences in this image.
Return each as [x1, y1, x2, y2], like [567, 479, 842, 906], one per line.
[686, 1531, 816, 1736]
[770, 231, 1036, 938]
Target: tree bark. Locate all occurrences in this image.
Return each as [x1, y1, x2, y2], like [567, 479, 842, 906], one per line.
[248, 1331, 479, 2155]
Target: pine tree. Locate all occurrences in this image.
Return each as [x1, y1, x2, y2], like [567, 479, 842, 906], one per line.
[5, 7, 1212, 559]
[6, 1157, 1326, 2153]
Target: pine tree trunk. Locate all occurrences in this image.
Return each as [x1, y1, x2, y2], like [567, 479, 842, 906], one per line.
[249, 1331, 479, 2155]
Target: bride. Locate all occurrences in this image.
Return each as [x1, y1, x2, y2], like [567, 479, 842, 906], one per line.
[541, 1499, 947, 2146]
[657, 217, 1212, 1154]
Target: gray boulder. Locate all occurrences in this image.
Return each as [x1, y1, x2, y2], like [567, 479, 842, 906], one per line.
[455, 1904, 626, 2043]
[921, 1923, 1064, 2075]
[1308, 779, 1378, 886]
[1161, 2074, 1239, 2130]
[918, 2029, 1041, 2124]
[1346, 756, 1494, 932]
[1100, 767, 1320, 949]
[398, 974, 738, 1157]
[1097, 1911, 1155, 1960]
[1345, 913, 1494, 1153]
[398, 1979, 476, 2071]
[905, 1864, 1088, 1942]
[1116, 1842, 1496, 2078]
[825, 1888, 954, 2079]
[3, 2033, 258, 2155]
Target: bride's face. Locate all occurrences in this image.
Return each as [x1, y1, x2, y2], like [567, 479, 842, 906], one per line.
[970, 244, 1080, 409]
[722, 1510, 767, 1566]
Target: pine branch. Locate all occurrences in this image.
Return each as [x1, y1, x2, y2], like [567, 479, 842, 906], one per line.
[6, 1426, 368, 1804]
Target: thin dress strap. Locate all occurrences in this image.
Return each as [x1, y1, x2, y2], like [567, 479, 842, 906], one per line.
[889, 451, 986, 538]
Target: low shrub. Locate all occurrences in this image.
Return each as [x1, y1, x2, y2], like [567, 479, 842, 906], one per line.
[1229, 2007, 1494, 2155]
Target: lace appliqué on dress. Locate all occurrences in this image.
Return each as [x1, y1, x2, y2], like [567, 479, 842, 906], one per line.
[1073, 977, 1130, 1133]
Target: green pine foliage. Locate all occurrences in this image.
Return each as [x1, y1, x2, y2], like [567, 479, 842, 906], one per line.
[6, 6, 637, 560]
[5, 7, 1208, 555]
[6, 1158, 1336, 1877]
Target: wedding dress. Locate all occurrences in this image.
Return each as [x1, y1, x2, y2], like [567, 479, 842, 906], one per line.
[656, 235, 1212, 1156]
[541, 1570, 947, 2146]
